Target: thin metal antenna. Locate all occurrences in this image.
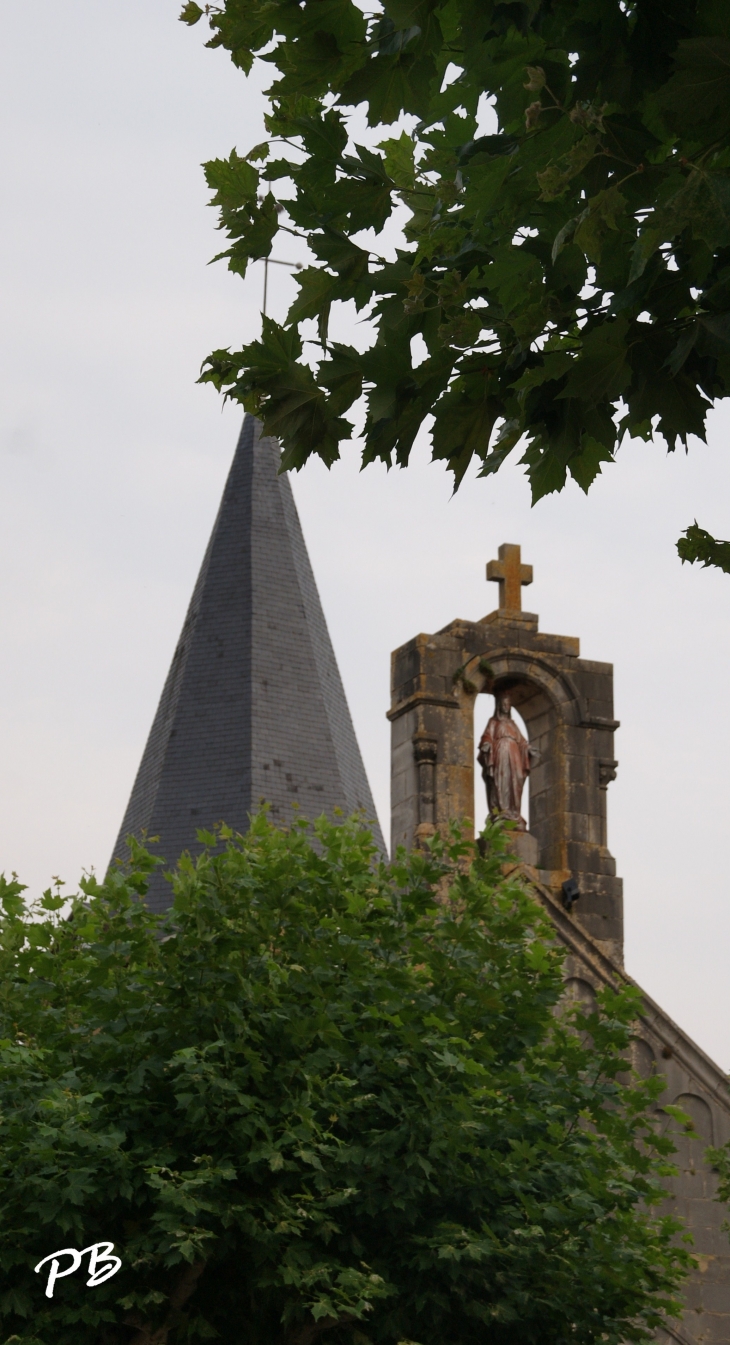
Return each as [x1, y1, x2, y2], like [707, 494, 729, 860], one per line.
[261, 257, 302, 317]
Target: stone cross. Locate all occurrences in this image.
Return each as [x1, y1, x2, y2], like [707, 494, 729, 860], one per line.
[486, 543, 533, 611]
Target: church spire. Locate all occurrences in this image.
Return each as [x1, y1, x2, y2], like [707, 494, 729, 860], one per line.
[111, 414, 384, 908]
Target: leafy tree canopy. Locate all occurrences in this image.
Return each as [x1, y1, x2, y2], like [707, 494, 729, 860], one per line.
[0, 815, 688, 1345]
[182, 0, 730, 570]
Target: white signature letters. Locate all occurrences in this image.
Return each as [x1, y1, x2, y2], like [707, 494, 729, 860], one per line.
[34, 1242, 122, 1298]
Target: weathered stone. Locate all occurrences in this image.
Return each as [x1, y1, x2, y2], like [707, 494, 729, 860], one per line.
[507, 829, 539, 865]
[389, 544, 730, 1345]
[389, 548, 622, 959]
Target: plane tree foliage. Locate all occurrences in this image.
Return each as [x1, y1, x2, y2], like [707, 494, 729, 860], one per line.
[0, 816, 688, 1345]
[181, 0, 730, 571]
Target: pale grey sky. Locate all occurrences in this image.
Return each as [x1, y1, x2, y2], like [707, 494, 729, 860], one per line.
[2, 3, 730, 1065]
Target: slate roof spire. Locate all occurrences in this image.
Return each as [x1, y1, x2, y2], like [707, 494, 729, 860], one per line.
[111, 414, 384, 909]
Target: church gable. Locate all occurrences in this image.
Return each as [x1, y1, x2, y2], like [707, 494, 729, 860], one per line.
[389, 544, 730, 1345]
[541, 876, 730, 1345]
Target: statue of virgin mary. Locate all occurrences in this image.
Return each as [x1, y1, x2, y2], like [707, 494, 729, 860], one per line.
[477, 691, 538, 829]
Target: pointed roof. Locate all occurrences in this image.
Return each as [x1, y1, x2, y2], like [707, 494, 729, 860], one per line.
[112, 414, 385, 909]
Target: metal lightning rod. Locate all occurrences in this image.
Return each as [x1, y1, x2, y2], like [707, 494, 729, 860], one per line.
[262, 257, 303, 316]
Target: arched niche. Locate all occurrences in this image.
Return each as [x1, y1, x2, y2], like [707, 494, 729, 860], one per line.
[630, 1037, 657, 1081]
[617, 1037, 660, 1093]
[660, 1093, 715, 1189]
[559, 977, 600, 1048]
[462, 651, 581, 872]
[562, 976, 599, 1013]
[671, 1092, 714, 1145]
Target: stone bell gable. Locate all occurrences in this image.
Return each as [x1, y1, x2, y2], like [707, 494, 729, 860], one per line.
[389, 542, 622, 962]
[389, 543, 730, 1345]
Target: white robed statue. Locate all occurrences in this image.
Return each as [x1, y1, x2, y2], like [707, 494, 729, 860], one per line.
[477, 691, 538, 830]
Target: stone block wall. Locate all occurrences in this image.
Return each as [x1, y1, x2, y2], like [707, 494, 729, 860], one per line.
[548, 894, 730, 1345]
[389, 604, 623, 961]
[389, 574, 730, 1344]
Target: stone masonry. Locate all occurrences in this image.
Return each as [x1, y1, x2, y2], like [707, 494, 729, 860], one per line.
[390, 543, 730, 1345]
[389, 542, 622, 962]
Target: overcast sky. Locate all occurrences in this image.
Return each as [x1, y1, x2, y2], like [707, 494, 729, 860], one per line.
[2, 2, 730, 1066]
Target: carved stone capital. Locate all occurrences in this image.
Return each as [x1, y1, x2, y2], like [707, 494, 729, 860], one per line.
[598, 759, 618, 789]
[413, 734, 438, 764]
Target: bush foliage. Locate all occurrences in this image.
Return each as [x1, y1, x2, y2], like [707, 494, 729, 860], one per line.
[0, 816, 688, 1344]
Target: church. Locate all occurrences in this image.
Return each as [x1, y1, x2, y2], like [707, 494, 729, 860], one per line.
[113, 415, 730, 1345]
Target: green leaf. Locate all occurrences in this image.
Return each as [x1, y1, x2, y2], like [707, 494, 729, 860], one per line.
[697, 0, 730, 39]
[484, 247, 543, 316]
[637, 170, 730, 270]
[341, 45, 436, 124]
[628, 227, 662, 284]
[179, 1, 204, 24]
[665, 324, 700, 376]
[380, 130, 416, 189]
[568, 435, 615, 493]
[551, 216, 577, 264]
[677, 521, 730, 572]
[513, 351, 574, 405]
[432, 372, 503, 488]
[551, 243, 587, 294]
[204, 149, 259, 207]
[383, 0, 435, 26]
[293, 110, 349, 162]
[628, 359, 711, 451]
[521, 440, 571, 500]
[657, 37, 730, 139]
[536, 135, 599, 202]
[573, 186, 627, 263]
[309, 228, 374, 308]
[287, 268, 341, 325]
[318, 344, 364, 415]
[559, 318, 631, 404]
[212, 192, 280, 274]
[701, 311, 730, 344]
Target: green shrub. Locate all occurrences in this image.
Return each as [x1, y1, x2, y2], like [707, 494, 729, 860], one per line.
[0, 816, 687, 1344]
